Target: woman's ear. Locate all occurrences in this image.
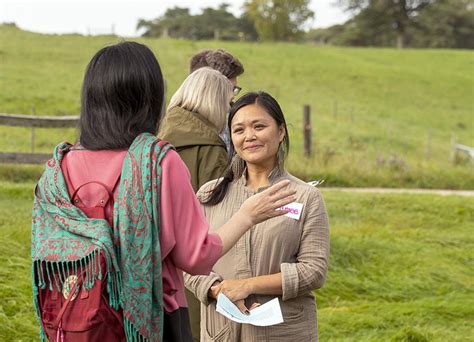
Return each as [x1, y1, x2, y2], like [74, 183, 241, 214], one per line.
[278, 124, 285, 142]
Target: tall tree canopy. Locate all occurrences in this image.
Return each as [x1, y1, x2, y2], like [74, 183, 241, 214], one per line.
[338, 0, 434, 48]
[309, 0, 474, 48]
[137, 4, 258, 41]
[412, 0, 474, 48]
[243, 0, 314, 41]
[137, 7, 195, 39]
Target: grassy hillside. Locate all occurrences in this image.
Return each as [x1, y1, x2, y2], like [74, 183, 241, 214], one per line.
[0, 24, 473, 188]
[0, 182, 472, 341]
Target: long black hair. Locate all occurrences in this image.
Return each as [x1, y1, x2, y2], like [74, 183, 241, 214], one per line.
[79, 41, 165, 149]
[202, 91, 290, 206]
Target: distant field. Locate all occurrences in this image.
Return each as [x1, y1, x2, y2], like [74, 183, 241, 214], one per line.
[0, 25, 473, 188]
[0, 182, 472, 341]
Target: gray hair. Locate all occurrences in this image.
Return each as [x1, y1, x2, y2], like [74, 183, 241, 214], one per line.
[168, 67, 233, 133]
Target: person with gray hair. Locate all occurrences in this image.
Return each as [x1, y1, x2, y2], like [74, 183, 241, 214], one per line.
[189, 49, 244, 155]
[159, 66, 236, 341]
[159, 67, 233, 192]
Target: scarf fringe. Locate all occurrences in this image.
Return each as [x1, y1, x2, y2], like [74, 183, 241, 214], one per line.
[124, 318, 149, 342]
[33, 249, 104, 293]
[107, 266, 123, 310]
[31, 275, 47, 342]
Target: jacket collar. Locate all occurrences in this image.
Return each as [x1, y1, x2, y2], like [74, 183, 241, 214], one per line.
[236, 164, 289, 194]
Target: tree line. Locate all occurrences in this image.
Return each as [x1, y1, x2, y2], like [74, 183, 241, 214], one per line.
[137, 0, 474, 49]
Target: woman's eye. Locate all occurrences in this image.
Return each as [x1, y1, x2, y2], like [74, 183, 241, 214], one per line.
[233, 128, 243, 134]
[255, 125, 266, 130]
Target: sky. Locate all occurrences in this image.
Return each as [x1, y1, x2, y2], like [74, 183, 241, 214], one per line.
[0, 0, 351, 37]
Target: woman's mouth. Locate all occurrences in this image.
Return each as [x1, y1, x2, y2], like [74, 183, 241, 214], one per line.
[243, 145, 263, 151]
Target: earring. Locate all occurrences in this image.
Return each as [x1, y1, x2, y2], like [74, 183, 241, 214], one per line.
[231, 154, 246, 178]
[277, 143, 285, 173]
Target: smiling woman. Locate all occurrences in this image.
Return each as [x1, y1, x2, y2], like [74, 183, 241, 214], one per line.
[185, 91, 330, 341]
[231, 103, 286, 171]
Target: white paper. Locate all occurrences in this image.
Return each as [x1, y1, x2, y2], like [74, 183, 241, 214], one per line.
[279, 202, 303, 220]
[216, 293, 284, 326]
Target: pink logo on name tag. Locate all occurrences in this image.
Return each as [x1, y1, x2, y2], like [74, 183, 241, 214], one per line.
[279, 202, 303, 220]
[281, 206, 299, 215]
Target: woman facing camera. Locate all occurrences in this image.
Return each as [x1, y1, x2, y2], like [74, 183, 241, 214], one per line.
[185, 91, 330, 341]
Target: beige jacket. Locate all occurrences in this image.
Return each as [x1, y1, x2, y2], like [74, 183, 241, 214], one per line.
[184, 171, 330, 341]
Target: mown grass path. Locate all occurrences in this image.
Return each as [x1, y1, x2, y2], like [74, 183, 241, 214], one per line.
[324, 187, 474, 197]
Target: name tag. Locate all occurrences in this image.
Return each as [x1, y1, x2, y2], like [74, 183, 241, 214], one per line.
[279, 202, 303, 220]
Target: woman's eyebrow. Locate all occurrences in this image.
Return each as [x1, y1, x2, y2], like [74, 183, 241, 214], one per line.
[232, 119, 267, 127]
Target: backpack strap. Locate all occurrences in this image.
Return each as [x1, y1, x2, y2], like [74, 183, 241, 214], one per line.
[67, 162, 122, 226]
[63, 150, 123, 207]
[51, 274, 83, 341]
[70, 181, 114, 207]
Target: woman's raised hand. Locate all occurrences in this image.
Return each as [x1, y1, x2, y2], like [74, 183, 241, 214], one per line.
[215, 180, 296, 256]
[240, 180, 296, 225]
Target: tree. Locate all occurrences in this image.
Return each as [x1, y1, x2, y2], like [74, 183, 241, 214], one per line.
[236, 13, 260, 41]
[137, 7, 196, 39]
[412, 0, 474, 48]
[137, 3, 258, 41]
[192, 4, 244, 40]
[243, 0, 314, 41]
[338, 0, 434, 48]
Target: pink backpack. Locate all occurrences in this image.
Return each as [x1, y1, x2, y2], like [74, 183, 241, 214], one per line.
[38, 162, 125, 341]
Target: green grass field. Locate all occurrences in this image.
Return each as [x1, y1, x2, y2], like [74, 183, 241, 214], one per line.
[0, 24, 472, 341]
[0, 24, 473, 188]
[0, 182, 472, 341]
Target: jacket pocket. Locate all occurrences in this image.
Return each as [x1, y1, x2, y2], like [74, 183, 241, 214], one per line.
[281, 301, 305, 322]
[203, 302, 233, 341]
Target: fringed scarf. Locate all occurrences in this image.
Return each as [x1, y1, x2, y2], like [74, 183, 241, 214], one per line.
[32, 133, 172, 341]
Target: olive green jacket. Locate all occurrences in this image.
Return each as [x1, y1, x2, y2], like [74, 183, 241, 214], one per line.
[159, 106, 228, 192]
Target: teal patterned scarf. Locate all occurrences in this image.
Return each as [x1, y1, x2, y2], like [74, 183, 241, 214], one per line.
[32, 133, 172, 341]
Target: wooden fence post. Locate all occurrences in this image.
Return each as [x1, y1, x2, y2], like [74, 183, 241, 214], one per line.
[0, 113, 79, 164]
[31, 106, 36, 153]
[303, 104, 312, 157]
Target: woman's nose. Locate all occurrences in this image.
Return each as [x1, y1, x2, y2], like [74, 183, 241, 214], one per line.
[244, 129, 256, 141]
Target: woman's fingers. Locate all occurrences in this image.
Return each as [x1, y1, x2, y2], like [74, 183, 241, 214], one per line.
[265, 179, 290, 195]
[234, 299, 250, 315]
[249, 302, 261, 310]
[263, 181, 296, 205]
[272, 192, 296, 207]
[241, 179, 297, 224]
[272, 194, 297, 209]
[210, 284, 222, 300]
